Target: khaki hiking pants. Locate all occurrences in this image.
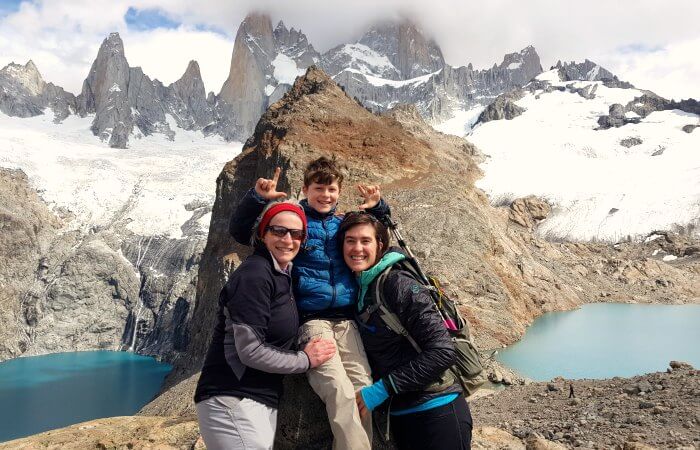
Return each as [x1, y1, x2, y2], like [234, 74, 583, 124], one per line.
[299, 319, 373, 450]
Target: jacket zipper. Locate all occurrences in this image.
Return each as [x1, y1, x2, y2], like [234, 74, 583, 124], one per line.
[323, 218, 336, 309]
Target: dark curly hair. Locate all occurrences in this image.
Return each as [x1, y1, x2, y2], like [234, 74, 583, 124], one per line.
[303, 156, 344, 188]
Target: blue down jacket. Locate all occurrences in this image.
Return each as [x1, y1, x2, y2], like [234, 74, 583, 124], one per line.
[229, 188, 390, 318]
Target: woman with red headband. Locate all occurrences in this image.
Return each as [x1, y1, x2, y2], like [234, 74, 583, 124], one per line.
[195, 201, 336, 450]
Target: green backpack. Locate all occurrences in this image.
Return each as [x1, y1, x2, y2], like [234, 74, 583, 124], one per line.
[360, 258, 486, 396]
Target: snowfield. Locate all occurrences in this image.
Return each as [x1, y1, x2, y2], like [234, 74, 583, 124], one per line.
[0, 112, 242, 239]
[460, 69, 700, 242]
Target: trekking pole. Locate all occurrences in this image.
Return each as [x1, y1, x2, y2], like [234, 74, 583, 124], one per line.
[378, 215, 431, 285]
[379, 215, 455, 328]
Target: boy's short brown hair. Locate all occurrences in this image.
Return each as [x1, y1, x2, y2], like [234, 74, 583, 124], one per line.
[303, 156, 344, 188]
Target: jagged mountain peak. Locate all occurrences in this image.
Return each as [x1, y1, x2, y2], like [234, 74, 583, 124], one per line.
[357, 18, 444, 79]
[101, 32, 125, 55]
[1, 60, 46, 95]
[239, 12, 274, 41]
[181, 60, 201, 79]
[553, 59, 620, 83]
[498, 45, 542, 73]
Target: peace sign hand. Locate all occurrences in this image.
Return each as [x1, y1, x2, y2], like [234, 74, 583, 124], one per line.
[357, 184, 381, 210]
[255, 167, 288, 201]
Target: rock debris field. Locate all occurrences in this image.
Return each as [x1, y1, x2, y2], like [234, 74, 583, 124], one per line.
[472, 361, 700, 449]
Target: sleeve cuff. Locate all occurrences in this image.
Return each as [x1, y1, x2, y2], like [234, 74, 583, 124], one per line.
[360, 379, 390, 412]
[248, 188, 267, 204]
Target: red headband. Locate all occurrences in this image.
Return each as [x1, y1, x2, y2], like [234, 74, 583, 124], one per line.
[257, 203, 307, 238]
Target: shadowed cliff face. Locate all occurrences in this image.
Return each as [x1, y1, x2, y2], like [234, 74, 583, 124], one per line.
[144, 66, 700, 448]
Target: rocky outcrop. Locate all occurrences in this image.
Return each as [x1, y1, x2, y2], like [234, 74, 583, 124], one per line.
[620, 137, 643, 148]
[0, 60, 76, 121]
[508, 196, 552, 230]
[555, 59, 616, 82]
[598, 94, 700, 130]
[476, 90, 526, 124]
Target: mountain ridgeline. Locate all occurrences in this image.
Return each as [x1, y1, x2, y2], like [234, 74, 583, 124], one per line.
[2, 13, 551, 148]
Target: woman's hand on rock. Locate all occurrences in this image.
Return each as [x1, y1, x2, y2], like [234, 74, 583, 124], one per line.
[303, 337, 336, 368]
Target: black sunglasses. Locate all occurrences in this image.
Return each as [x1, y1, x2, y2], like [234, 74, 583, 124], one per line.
[266, 225, 305, 241]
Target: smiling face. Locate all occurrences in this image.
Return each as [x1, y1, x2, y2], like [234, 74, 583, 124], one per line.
[262, 211, 303, 270]
[302, 180, 340, 214]
[342, 223, 383, 274]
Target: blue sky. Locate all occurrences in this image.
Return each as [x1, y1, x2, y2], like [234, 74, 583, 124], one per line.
[124, 7, 180, 31]
[0, 0, 23, 16]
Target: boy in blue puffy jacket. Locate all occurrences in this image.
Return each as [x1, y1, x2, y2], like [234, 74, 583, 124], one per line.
[229, 157, 390, 450]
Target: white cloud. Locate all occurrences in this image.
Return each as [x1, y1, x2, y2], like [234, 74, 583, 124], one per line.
[602, 37, 700, 101]
[122, 28, 233, 93]
[0, 0, 699, 99]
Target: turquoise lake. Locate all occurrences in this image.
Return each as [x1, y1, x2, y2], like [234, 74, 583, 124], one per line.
[496, 303, 700, 381]
[0, 351, 171, 442]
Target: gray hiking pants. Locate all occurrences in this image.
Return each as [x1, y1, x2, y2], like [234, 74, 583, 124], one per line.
[196, 395, 277, 450]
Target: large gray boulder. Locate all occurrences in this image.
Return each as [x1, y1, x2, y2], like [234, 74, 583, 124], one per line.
[476, 90, 527, 124]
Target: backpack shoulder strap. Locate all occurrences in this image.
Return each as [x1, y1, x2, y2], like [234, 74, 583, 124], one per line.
[374, 267, 422, 354]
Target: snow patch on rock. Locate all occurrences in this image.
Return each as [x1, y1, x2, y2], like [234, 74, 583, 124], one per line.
[272, 53, 305, 85]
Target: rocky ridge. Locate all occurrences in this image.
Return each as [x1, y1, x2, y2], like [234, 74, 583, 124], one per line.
[137, 67, 700, 448]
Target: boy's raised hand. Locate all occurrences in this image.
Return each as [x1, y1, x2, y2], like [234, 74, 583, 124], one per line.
[255, 167, 287, 201]
[357, 184, 381, 210]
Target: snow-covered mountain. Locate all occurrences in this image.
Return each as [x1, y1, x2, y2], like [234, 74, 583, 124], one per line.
[0, 13, 545, 147]
[468, 68, 700, 242]
[320, 21, 543, 126]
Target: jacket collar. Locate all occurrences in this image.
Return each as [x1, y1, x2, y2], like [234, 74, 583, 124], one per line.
[356, 249, 406, 311]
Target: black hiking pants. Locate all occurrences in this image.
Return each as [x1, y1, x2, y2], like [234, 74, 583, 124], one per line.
[391, 394, 473, 450]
